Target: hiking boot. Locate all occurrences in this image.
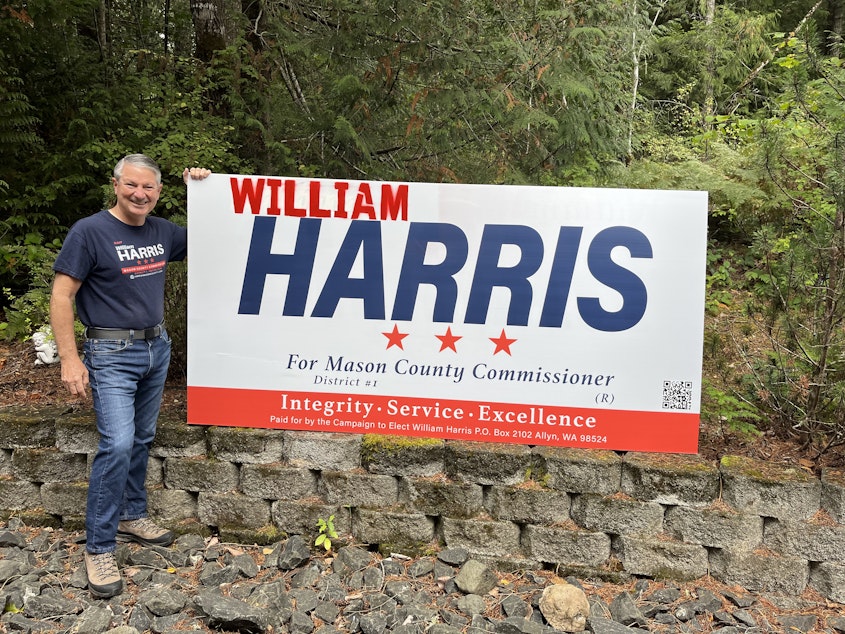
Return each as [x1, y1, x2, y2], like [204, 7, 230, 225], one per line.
[117, 517, 175, 547]
[84, 551, 122, 598]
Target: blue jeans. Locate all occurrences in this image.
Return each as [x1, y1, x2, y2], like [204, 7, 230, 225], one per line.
[83, 330, 171, 554]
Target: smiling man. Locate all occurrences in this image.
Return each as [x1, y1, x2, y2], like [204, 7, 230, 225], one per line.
[49, 154, 210, 598]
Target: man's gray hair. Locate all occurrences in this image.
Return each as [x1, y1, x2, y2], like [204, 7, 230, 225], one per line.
[114, 154, 162, 184]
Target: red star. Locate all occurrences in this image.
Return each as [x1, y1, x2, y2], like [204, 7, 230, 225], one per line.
[490, 329, 517, 355]
[435, 327, 462, 352]
[382, 324, 409, 350]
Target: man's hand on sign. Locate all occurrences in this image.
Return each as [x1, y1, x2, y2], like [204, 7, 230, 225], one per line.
[183, 167, 211, 184]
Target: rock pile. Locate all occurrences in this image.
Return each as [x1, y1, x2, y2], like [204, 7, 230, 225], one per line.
[1, 518, 844, 633]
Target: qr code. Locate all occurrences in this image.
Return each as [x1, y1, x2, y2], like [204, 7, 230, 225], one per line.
[662, 380, 693, 410]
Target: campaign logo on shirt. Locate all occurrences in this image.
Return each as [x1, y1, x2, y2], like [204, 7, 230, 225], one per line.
[114, 242, 166, 279]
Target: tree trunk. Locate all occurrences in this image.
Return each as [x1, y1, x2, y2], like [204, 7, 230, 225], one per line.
[164, 0, 171, 57]
[242, 0, 263, 50]
[829, 0, 845, 57]
[627, 1, 664, 162]
[703, 0, 716, 131]
[190, 0, 228, 61]
[97, 0, 110, 67]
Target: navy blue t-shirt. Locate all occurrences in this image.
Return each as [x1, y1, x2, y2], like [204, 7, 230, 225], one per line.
[53, 210, 187, 328]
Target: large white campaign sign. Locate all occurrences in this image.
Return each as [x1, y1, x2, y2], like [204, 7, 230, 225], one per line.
[187, 175, 707, 453]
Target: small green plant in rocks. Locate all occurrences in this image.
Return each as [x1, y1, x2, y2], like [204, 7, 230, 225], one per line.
[315, 515, 338, 552]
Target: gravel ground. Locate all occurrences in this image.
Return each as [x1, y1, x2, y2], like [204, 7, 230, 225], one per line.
[2, 518, 845, 633]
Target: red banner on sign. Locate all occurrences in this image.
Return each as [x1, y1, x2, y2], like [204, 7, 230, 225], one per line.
[188, 387, 698, 453]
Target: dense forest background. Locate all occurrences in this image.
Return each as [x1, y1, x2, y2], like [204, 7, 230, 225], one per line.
[4, 0, 845, 459]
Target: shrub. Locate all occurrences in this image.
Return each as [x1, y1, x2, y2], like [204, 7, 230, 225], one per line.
[0, 234, 61, 341]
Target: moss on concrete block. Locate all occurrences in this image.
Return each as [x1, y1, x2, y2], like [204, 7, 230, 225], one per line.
[485, 485, 570, 524]
[198, 492, 271, 529]
[40, 481, 88, 516]
[0, 448, 10, 477]
[615, 535, 708, 581]
[60, 515, 86, 531]
[172, 518, 213, 540]
[533, 446, 622, 494]
[218, 524, 287, 546]
[721, 455, 821, 520]
[399, 477, 483, 518]
[523, 524, 610, 567]
[240, 464, 317, 500]
[163, 456, 239, 492]
[720, 454, 816, 482]
[710, 547, 809, 595]
[0, 478, 42, 511]
[820, 468, 845, 523]
[151, 415, 207, 458]
[354, 508, 435, 553]
[208, 426, 285, 464]
[551, 564, 633, 585]
[361, 434, 444, 476]
[570, 493, 663, 536]
[55, 411, 98, 454]
[0, 406, 61, 449]
[270, 499, 352, 537]
[441, 517, 521, 557]
[445, 441, 536, 485]
[148, 488, 197, 522]
[11, 447, 87, 483]
[2, 509, 63, 529]
[664, 504, 763, 550]
[622, 452, 719, 506]
[285, 431, 362, 470]
[810, 561, 845, 603]
[319, 471, 398, 507]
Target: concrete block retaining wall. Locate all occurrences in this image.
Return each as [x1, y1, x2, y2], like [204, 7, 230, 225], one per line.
[3, 406, 845, 603]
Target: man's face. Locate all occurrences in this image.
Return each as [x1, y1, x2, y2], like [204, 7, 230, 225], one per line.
[111, 163, 163, 226]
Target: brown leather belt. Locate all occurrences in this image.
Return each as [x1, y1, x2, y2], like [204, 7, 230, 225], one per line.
[84, 323, 164, 340]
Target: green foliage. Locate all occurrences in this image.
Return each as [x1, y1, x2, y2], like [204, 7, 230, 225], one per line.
[0, 233, 61, 340]
[643, 5, 776, 120]
[0, 1, 247, 248]
[0, 1, 249, 340]
[164, 261, 188, 381]
[718, 38, 845, 455]
[242, 0, 635, 185]
[0, 2, 108, 244]
[0, 58, 39, 157]
[700, 380, 763, 441]
[705, 247, 736, 313]
[315, 515, 338, 552]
